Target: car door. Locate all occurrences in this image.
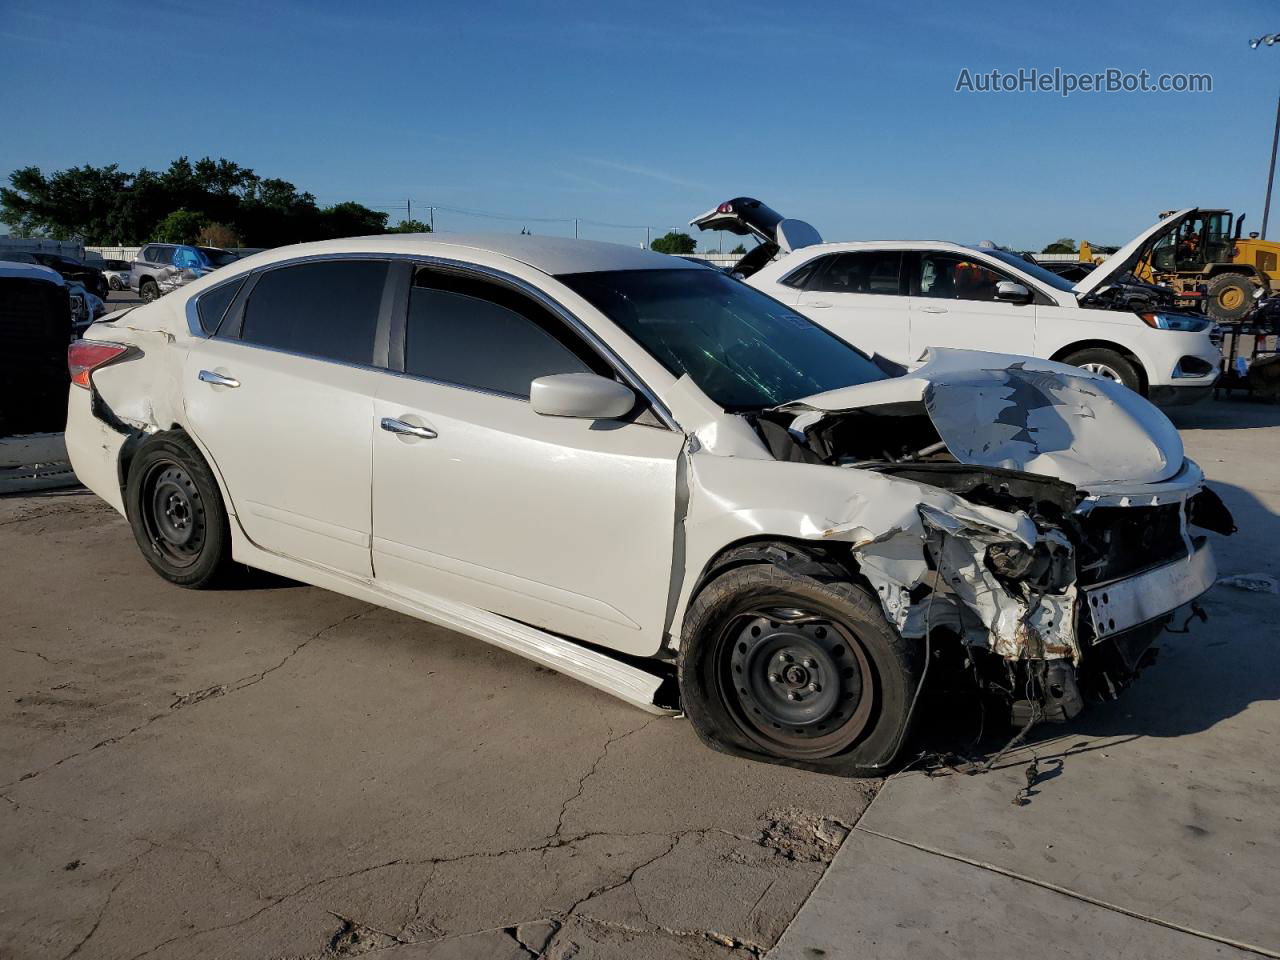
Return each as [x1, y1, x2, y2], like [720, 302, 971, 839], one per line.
[907, 251, 1037, 362]
[183, 257, 395, 578]
[793, 251, 911, 363]
[371, 265, 684, 656]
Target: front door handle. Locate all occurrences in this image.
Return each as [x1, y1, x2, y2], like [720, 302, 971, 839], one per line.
[919, 305, 949, 314]
[805, 301, 833, 308]
[380, 417, 437, 441]
[197, 369, 240, 388]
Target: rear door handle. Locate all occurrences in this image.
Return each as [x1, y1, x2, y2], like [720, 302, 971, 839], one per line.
[380, 417, 437, 440]
[197, 369, 240, 388]
[805, 301, 833, 308]
[919, 305, 949, 314]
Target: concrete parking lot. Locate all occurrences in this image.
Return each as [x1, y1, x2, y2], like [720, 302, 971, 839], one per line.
[1, 357, 1277, 957]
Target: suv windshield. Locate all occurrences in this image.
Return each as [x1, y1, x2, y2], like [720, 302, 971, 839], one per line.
[557, 268, 887, 410]
[974, 248, 1077, 293]
[198, 247, 239, 267]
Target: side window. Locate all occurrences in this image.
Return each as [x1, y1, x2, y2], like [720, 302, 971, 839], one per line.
[779, 256, 829, 289]
[196, 277, 245, 335]
[918, 254, 1009, 302]
[809, 251, 902, 295]
[138, 245, 154, 263]
[240, 259, 388, 365]
[152, 246, 174, 265]
[404, 268, 598, 397]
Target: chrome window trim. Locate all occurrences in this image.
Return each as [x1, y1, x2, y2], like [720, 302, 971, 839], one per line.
[185, 250, 681, 432]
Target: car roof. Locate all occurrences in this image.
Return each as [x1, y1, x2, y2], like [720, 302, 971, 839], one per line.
[783, 240, 980, 255]
[230, 233, 702, 276]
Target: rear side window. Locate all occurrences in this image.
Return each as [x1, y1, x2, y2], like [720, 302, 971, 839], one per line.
[404, 268, 595, 397]
[779, 257, 828, 289]
[240, 260, 388, 365]
[196, 278, 245, 335]
[809, 251, 903, 295]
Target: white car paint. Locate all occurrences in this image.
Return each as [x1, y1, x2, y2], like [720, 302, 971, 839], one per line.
[748, 236, 1220, 403]
[65, 235, 1225, 732]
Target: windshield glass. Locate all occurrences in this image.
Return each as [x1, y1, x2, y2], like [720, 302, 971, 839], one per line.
[198, 247, 239, 267]
[557, 268, 887, 410]
[975, 248, 1077, 292]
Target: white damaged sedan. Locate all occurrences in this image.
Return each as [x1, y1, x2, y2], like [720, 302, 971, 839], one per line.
[66, 234, 1234, 774]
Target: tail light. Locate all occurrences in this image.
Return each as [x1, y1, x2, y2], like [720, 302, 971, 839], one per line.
[68, 340, 131, 389]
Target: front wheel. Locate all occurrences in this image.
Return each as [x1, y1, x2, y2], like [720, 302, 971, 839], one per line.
[678, 555, 919, 775]
[125, 433, 234, 588]
[139, 279, 160, 302]
[1062, 347, 1142, 393]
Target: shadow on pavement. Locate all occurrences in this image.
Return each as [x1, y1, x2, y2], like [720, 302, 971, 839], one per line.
[1167, 395, 1280, 430]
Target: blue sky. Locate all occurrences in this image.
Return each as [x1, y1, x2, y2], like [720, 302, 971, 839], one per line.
[3, 0, 1280, 249]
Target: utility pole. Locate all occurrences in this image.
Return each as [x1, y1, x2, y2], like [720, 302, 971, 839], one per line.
[406, 198, 411, 227]
[645, 226, 650, 249]
[574, 218, 579, 239]
[1251, 33, 1280, 238]
[1266, 93, 1280, 239]
[429, 207, 434, 232]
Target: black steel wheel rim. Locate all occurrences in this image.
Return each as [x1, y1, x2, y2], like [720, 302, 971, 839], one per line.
[141, 459, 206, 568]
[718, 606, 875, 759]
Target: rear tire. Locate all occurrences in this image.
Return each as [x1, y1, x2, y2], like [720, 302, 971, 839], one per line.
[125, 432, 233, 588]
[1062, 347, 1142, 393]
[1205, 272, 1255, 323]
[139, 279, 160, 303]
[678, 553, 918, 776]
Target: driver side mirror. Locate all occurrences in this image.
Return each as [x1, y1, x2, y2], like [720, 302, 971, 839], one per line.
[530, 373, 635, 420]
[995, 280, 1033, 304]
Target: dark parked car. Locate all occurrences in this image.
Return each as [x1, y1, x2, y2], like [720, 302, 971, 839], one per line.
[0, 261, 72, 435]
[21, 252, 109, 299]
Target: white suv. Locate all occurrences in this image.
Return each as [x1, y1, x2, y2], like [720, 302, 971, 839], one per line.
[694, 201, 1222, 404]
[65, 234, 1231, 775]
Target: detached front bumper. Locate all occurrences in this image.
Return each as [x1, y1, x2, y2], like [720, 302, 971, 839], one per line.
[1082, 540, 1216, 644]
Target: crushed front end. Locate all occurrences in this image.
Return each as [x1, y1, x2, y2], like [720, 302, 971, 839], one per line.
[749, 351, 1236, 726]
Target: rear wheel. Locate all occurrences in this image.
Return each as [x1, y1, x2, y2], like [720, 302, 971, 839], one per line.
[1205, 272, 1255, 323]
[1062, 347, 1142, 393]
[139, 279, 160, 302]
[126, 433, 233, 588]
[678, 553, 918, 775]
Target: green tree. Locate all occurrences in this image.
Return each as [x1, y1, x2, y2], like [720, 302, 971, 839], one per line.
[153, 208, 205, 244]
[1041, 237, 1076, 254]
[650, 231, 696, 255]
[314, 201, 389, 240]
[197, 221, 242, 248]
[0, 156, 391, 247]
[730, 243, 746, 254]
[389, 219, 431, 233]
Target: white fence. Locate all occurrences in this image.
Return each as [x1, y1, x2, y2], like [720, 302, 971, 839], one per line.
[85, 245, 141, 262]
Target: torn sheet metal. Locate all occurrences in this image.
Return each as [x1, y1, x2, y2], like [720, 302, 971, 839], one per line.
[680, 452, 1074, 662]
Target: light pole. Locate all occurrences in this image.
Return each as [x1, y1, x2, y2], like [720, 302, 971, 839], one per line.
[1250, 33, 1280, 238]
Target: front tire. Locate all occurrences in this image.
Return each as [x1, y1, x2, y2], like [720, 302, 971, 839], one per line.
[678, 554, 919, 776]
[1062, 347, 1142, 393]
[139, 279, 160, 303]
[125, 433, 233, 588]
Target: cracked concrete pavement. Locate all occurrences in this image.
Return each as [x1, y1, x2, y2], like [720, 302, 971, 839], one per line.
[0, 491, 871, 959]
[2, 398, 1277, 959]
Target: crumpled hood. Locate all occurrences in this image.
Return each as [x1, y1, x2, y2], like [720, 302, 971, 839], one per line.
[778, 348, 1185, 487]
